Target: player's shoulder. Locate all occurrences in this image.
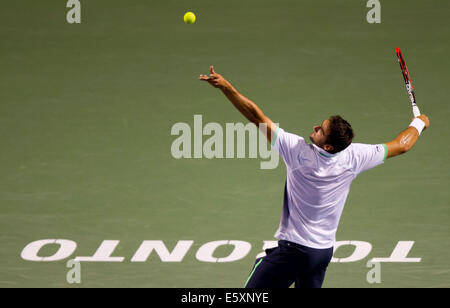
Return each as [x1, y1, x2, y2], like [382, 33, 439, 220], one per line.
[277, 127, 305, 140]
[345, 143, 387, 169]
[347, 143, 385, 154]
[275, 127, 307, 148]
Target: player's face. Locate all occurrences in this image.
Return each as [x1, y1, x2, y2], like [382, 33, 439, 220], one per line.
[309, 119, 331, 148]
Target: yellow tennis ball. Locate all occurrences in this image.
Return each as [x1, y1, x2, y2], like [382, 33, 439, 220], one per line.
[184, 12, 196, 24]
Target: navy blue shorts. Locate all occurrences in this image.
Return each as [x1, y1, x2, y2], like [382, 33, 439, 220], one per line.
[244, 240, 333, 288]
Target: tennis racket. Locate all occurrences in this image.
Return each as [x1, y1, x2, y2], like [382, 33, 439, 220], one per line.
[395, 47, 421, 117]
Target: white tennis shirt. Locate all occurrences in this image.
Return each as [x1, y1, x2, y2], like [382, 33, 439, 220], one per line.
[272, 127, 387, 249]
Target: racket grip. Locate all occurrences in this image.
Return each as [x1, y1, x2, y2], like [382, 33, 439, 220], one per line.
[412, 105, 421, 117]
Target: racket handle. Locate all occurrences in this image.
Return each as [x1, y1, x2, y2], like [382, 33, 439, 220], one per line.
[412, 105, 421, 117]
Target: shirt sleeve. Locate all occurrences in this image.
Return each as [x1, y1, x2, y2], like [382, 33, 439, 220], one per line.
[272, 127, 308, 169]
[351, 143, 388, 175]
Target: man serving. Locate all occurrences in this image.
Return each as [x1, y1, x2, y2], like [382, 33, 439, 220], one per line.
[199, 66, 429, 288]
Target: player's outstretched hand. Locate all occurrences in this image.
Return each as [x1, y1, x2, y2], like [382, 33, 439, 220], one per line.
[199, 66, 228, 89]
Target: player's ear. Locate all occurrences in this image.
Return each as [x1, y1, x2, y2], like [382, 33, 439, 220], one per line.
[323, 144, 334, 153]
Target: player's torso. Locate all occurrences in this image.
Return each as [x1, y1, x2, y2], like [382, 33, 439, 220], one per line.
[285, 145, 355, 220]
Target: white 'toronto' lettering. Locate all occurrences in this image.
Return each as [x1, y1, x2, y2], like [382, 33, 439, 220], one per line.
[131, 240, 193, 262]
[196, 240, 251, 263]
[19, 239, 421, 264]
[75, 240, 124, 262]
[21, 239, 77, 261]
[331, 241, 373, 263]
[370, 241, 421, 263]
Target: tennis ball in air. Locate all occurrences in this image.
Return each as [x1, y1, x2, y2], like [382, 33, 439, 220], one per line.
[184, 12, 196, 24]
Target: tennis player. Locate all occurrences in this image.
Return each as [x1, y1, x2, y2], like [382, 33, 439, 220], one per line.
[199, 66, 429, 288]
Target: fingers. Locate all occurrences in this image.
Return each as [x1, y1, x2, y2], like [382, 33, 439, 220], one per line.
[209, 66, 219, 78]
[198, 74, 219, 88]
[199, 66, 220, 85]
[199, 74, 215, 80]
[199, 74, 218, 80]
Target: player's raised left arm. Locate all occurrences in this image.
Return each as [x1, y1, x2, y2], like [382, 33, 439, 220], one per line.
[385, 114, 430, 159]
[199, 66, 277, 144]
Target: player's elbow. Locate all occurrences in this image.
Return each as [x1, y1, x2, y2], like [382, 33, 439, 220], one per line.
[386, 141, 410, 158]
[250, 110, 265, 126]
[397, 146, 408, 155]
[398, 141, 414, 155]
[403, 142, 414, 153]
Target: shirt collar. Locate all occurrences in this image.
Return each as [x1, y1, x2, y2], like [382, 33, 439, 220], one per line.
[312, 144, 340, 158]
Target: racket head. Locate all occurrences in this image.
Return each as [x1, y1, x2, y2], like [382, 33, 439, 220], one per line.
[396, 47, 419, 115]
[396, 47, 414, 90]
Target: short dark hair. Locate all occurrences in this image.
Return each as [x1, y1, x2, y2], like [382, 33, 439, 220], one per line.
[326, 115, 354, 154]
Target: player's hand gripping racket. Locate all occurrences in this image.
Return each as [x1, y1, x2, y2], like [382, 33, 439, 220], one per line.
[396, 47, 421, 117]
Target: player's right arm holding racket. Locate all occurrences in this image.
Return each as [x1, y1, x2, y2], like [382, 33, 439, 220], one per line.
[385, 114, 429, 159]
[386, 47, 430, 159]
